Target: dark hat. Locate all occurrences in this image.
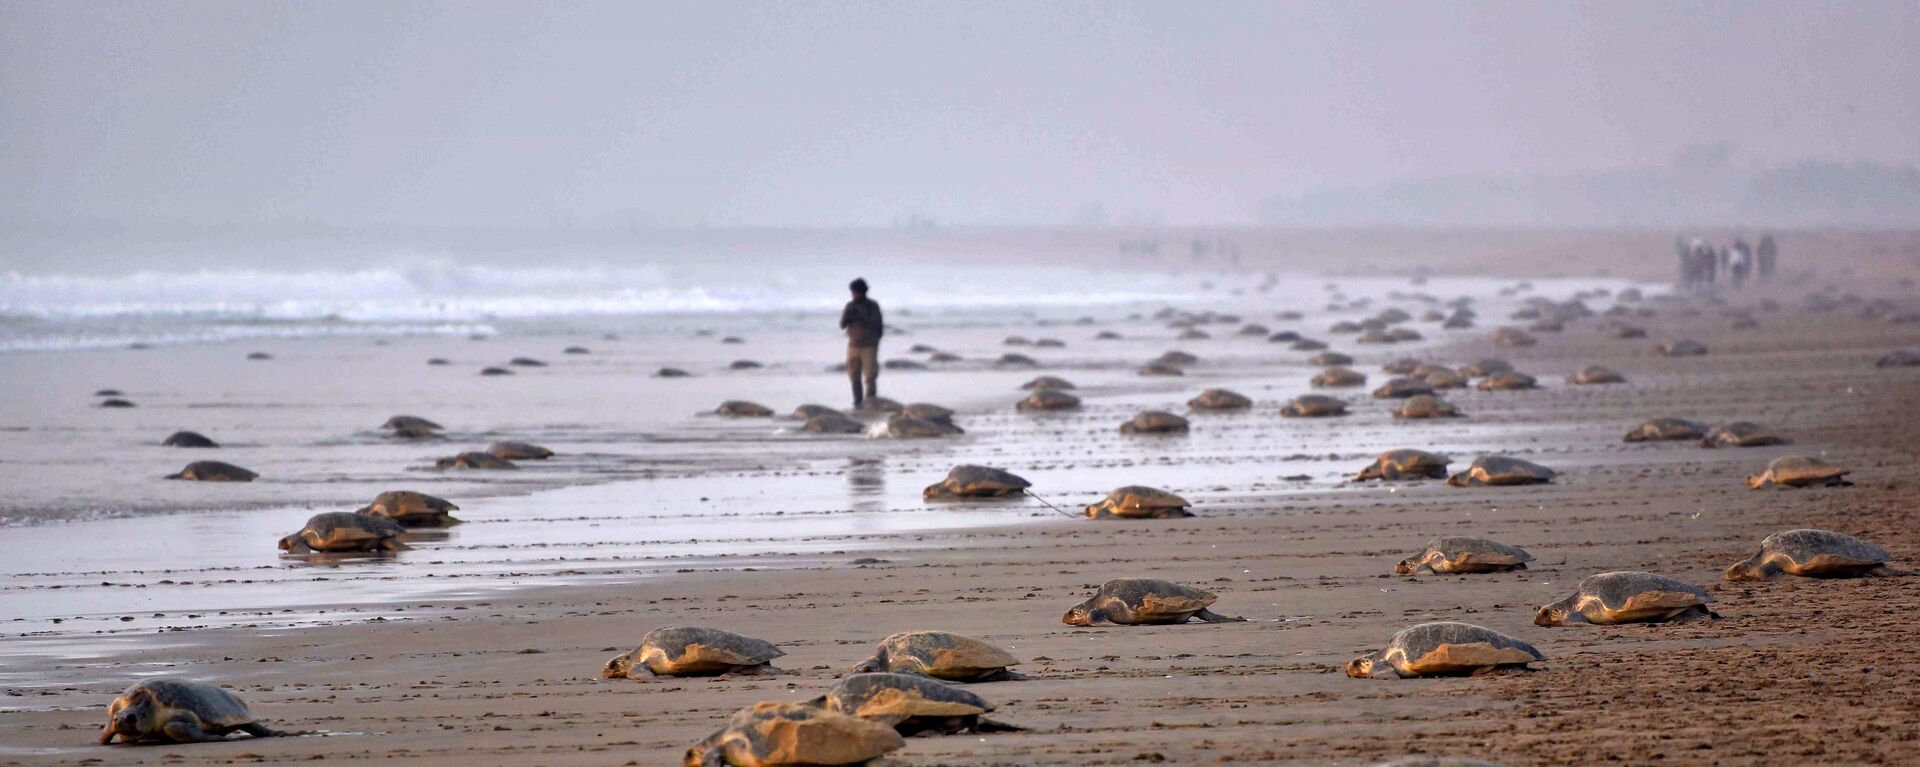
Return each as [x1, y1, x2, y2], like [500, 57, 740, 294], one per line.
[849, 278, 869, 294]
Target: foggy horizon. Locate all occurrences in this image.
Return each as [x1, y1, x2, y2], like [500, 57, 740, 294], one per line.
[5, 1, 1920, 232]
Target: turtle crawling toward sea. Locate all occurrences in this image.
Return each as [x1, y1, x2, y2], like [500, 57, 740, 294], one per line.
[167, 461, 257, 481]
[1119, 410, 1190, 434]
[803, 413, 865, 434]
[1345, 622, 1544, 678]
[1624, 418, 1708, 443]
[162, 431, 219, 448]
[1354, 449, 1451, 481]
[1656, 339, 1709, 357]
[1085, 486, 1194, 519]
[357, 490, 461, 526]
[1534, 571, 1715, 626]
[1021, 375, 1075, 390]
[1188, 388, 1252, 410]
[877, 414, 962, 438]
[924, 465, 1029, 501]
[1459, 358, 1513, 378]
[1373, 377, 1433, 399]
[603, 626, 785, 678]
[809, 673, 1021, 736]
[1062, 578, 1243, 625]
[716, 400, 774, 417]
[1017, 389, 1081, 412]
[382, 415, 442, 432]
[1393, 394, 1462, 419]
[1445, 456, 1554, 487]
[1701, 421, 1787, 448]
[1281, 394, 1348, 417]
[1474, 371, 1538, 391]
[1724, 528, 1908, 580]
[436, 452, 518, 470]
[1570, 365, 1625, 385]
[100, 678, 286, 744]
[1746, 456, 1850, 489]
[489, 440, 553, 460]
[1395, 537, 1533, 575]
[279, 512, 409, 553]
[792, 404, 843, 420]
[850, 630, 1024, 681]
[683, 702, 903, 767]
[1312, 366, 1367, 388]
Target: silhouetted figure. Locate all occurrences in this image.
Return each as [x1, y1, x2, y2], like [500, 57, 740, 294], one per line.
[1729, 238, 1752, 288]
[839, 278, 883, 408]
[1757, 234, 1778, 281]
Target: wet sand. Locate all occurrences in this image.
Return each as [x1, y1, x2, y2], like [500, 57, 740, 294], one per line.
[5, 248, 1920, 765]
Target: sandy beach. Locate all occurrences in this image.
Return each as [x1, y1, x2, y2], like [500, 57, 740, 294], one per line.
[4, 232, 1920, 767]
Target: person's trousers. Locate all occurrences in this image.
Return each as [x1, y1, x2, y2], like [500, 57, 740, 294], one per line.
[847, 345, 879, 402]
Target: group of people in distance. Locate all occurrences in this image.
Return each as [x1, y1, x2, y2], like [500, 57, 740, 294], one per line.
[1677, 233, 1777, 291]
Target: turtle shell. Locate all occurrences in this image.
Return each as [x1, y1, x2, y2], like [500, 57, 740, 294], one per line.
[1607, 324, 1648, 339]
[1092, 486, 1189, 515]
[615, 626, 784, 677]
[882, 414, 960, 438]
[358, 490, 460, 526]
[1021, 376, 1075, 390]
[1542, 571, 1710, 625]
[683, 702, 904, 767]
[161, 431, 219, 448]
[1355, 449, 1451, 481]
[1187, 388, 1252, 410]
[282, 512, 407, 552]
[488, 440, 553, 460]
[792, 404, 844, 420]
[1282, 394, 1348, 417]
[1747, 456, 1849, 489]
[1156, 350, 1199, 366]
[1397, 537, 1533, 574]
[716, 400, 774, 417]
[1419, 368, 1469, 389]
[1474, 372, 1538, 391]
[1624, 418, 1708, 443]
[1017, 390, 1081, 411]
[1372, 377, 1434, 399]
[1312, 367, 1368, 388]
[816, 672, 991, 724]
[1092, 578, 1216, 621]
[1394, 394, 1461, 419]
[171, 461, 257, 481]
[803, 414, 865, 434]
[436, 452, 517, 469]
[1358, 621, 1543, 678]
[1490, 327, 1537, 347]
[1309, 351, 1355, 367]
[383, 415, 443, 431]
[940, 465, 1030, 496]
[1701, 422, 1785, 448]
[902, 403, 955, 421]
[105, 678, 258, 743]
[996, 353, 1039, 367]
[1291, 339, 1329, 351]
[1459, 358, 1513, 377]
[1570, 365, 1626, 385]
[1445, 456, 1555, 487]
[1382, 357, 1421, 374]
[1657, 339, 1708, 357]
[1729, 528, 1892, 579]
[1120, 411, 1190, 434]
[852, 631, 1019, 681]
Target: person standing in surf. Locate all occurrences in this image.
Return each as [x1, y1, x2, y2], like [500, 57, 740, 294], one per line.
[839, 278, 884, 408]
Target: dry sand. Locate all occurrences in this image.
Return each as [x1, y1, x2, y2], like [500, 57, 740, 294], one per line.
[6, 248, 1920, 766]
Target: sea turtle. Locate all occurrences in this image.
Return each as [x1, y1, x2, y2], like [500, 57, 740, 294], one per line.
[1491, 327, 1536, 347]
[1062, 578, 1243, 625]
[1178, 328, 1210, 340]
[1021, 376, 1075, 390]
[357, 490, 461, 526]
[1330, 320, 1363, 334]
[1345, 622, 1544, 678]
[1312, 367, 1367, 388]
[850, 630, 1024, 681]
[479, 366, 514, 376]
[793, 404, 844, 420]
[731, 359, 765, 370]
[1017, 389, 1081, 412]
[1657, 339, 1708, 357]
[1095, 330, 1123, 340]
[1237, 323, 1270, 337]
[1607, 323, 1648, 339]
[923, 465, 1030, 501]
[383, 417, 444, 432]
[1004, 335, 1033, 346]
[509, 357, 546, 367]
[1393, 394, 1463, 419]
[1120, 411, 1190, 434]
[995, 353, 1038, 367]
[100, 678, 285, 745]
[563, 346, 590, 354]
[1139, 362, 1185, 376]
[1292, 338, 1329, 351]
[1700, 421, 1787, 448]
[1373, 377, 1433, 399]
[883, 359, 926, 370]
[98, 398, 136, 408]
[489, 440, 553, 460]
[878, 414, 962, 438]
[1877, 349, 1920, 367]
[803, 414, 865, 434]
[717, 400, 774, 417]
[1623, 418, 1708, 443]
[161, 431, 219, 448]
[1474, 372, 1538, 391]
[1445, 456, 1555, 487]
[1746, 456, 1850, 489]
[809, 673, 1019, 736]
[167, 461, 257, 481]
[94, 388, 123, 397]
[683, 702, 904, 767]
[1394, 537, 1534, 575]
[245, 351, 272, 360]
[1418, 367, 1469, 389]
[1188, 388, 1252, 410]
[1459, 358, 1513, 378]
[1382, 358, 1421, 375]
[1353, 449, 1451, 481]
[857, 397, 905, 415]
[427, 358, 449, 366]
[1533, 571, 1715, 626]
[1156, 350, 1200, 366]
[1281, 394, 1348, 417]
[1310, 351, 1355, 367]
[603, 626, 785, 678]
[902, 403, 956, 426]
[1570, 365, 1626, 385]
[1724, 528, 1906, 580]
[278, 512, 409, 553]
[657, 367, 692, 378]
[436, 452, 517, 470]
[1085, 486, 1194, 519]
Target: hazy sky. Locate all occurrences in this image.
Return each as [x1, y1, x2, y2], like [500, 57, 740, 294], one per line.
[3, 0, 1917, 227]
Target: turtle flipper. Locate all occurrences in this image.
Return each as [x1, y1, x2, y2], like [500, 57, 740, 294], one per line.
[160, 715, 221, 743]
[1193, 608, 1246, 623]
[974, 668, 1029, 682]
[971, 717, 1026, 733]
[98, 724, 118, 745]
[238, 722, 288, 738]
[1670, 605, 1718, 622]
[1867, 565, 1916, 577]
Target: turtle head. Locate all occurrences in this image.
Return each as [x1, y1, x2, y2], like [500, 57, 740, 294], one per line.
[848, 653, 885, 674]
[1392, 555, 1426, 576]
[1343, 653, 1378, 679]
[1061, 599, 1102, 626]
[1532, 597, 1575, 627]
[602, 652, 635, 679]
[1722, 553, 1773, 582]
[1744, 473, 1770, 490]
[103, 689, 158, 744]
[277, 535, 310, 554]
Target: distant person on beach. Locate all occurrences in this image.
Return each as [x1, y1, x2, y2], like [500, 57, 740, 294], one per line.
[839, 278, 884, 408]
[1729, 238, 1752, 288]
[1757, 234, 1778, 281]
